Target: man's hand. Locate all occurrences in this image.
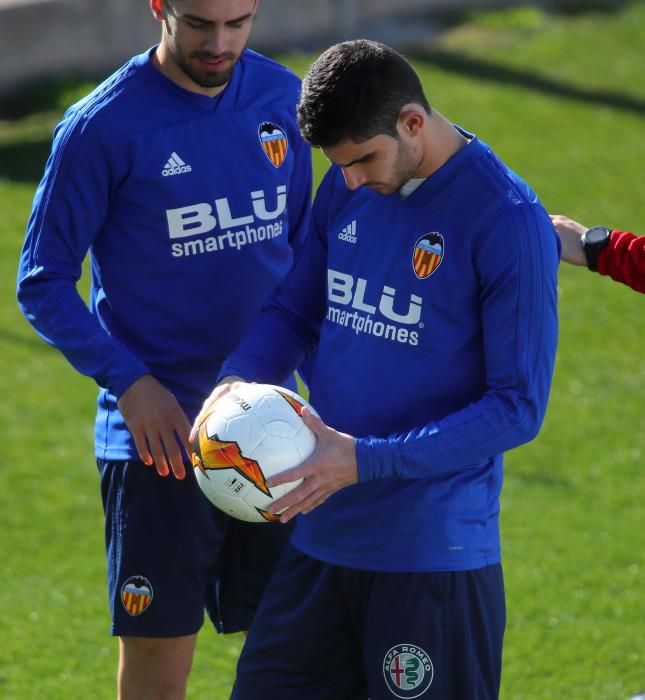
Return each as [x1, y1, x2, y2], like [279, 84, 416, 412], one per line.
[266, 408, 358, 523]
[189, 375, 246, 444]
[550, 214, 587, 266]
[117, 374, 192, 479]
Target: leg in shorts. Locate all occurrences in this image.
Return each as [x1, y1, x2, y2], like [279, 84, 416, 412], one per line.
[232, 544, 505, 700]
[98, 459, 292, 637]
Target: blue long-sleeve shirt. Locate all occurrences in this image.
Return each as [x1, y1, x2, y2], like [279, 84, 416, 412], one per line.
[17, 47, 312, 459]
[220, 131, 559, 572]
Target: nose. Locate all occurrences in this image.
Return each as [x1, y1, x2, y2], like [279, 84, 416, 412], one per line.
[202, 26, 227, 54]
[342, 166, 366, 191]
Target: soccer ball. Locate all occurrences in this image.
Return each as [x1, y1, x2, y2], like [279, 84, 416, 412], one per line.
[191, 383, 317, 523]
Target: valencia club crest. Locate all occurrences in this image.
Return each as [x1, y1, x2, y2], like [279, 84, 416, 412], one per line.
[258, 122, 288, 167]
[121, 576, 153, 617]
[413, 232, 444, 279]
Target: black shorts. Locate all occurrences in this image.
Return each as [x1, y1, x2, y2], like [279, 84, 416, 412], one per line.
[233, 544, 506, 700]
[98, 458, 293, 637]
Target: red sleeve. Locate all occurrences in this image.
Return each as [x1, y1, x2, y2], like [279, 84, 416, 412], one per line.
[597, 230, 645, 294]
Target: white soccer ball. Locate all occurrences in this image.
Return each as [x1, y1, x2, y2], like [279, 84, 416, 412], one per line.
[191, 383, 317, 523]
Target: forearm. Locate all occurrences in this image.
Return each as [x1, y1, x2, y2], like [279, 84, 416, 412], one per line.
[17, 276, 149, 397]
[219, 220, 328, 385]
[356, 386, 546, 481]
[218, 304, 316, 385]
[597, 230, 645, 293]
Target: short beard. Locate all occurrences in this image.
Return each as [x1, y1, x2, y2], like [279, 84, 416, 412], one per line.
[181, 57, 235, 89]
[388, 138, 422, 193]
[163, 17, 238, 89]
[169, 42, 236, 89]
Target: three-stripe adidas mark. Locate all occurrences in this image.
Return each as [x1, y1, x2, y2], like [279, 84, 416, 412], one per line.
[162, 152, 192, 177]
[338, 220, 357, 244]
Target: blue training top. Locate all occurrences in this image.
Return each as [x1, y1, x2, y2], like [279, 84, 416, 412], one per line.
[17, 47, 312, 460]
[220, 131, 559, 572]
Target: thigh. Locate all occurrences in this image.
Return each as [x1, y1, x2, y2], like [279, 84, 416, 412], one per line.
[363, 565, 505, 700]
[99, 458, 227, 637]
[232, 546, 369, 700]
[214, 516, 294, 633]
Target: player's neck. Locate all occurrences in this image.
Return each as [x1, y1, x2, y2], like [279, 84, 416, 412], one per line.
[415, 111, 469, 179]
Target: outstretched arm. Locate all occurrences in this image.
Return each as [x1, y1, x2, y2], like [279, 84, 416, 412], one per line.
[551, 214, 645, 293]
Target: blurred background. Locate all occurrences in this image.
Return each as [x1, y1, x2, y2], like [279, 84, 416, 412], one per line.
[0, 1, 643, 699]
[0, 0, 632, 99]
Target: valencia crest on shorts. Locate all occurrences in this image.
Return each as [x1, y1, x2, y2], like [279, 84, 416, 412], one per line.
[121, 575, 153, 617]
[258, 122, 288, 167]
[413, 232, 444, 279]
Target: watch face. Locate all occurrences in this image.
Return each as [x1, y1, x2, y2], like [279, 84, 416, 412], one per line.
[585, 226, 611, 245]
[582, 226, 611, 271]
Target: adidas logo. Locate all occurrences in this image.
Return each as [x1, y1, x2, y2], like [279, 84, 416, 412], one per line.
[338, 220, 357, 244]
[162, 152, 192, 177]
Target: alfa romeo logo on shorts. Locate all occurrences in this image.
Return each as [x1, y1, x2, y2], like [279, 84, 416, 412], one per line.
[383, 643, 434, 698]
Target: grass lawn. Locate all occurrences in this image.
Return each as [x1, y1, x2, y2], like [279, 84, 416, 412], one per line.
[1, 2, 643, 698]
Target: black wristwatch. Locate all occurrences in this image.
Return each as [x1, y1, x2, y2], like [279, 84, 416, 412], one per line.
[581, 226, 611, 271]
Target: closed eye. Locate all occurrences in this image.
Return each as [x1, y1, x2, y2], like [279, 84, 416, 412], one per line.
[182, 17, 211, 30]
[227, 18, 249, 29]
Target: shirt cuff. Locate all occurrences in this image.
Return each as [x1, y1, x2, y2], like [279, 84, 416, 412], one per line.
[355, 436, 401, 482]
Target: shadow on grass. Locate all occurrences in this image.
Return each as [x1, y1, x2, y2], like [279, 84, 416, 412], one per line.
[0, 75, 98, 121]
[0, 139, 51, 184]
[511, 469, 574, 490]
[408, 47, 645, 116]
[3, 34, 645, 185]
[547, 0, 632, 14]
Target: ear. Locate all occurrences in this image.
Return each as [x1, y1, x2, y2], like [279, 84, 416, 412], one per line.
[150, 0, 165, 22]
[398, 107, 425, 138]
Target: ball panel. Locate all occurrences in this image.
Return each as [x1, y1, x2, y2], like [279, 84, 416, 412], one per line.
[192, 383, 317, 522]
[223, 413, 266, 453]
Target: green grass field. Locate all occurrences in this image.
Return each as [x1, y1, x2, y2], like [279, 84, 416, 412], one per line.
[1, 3, 644, 698]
